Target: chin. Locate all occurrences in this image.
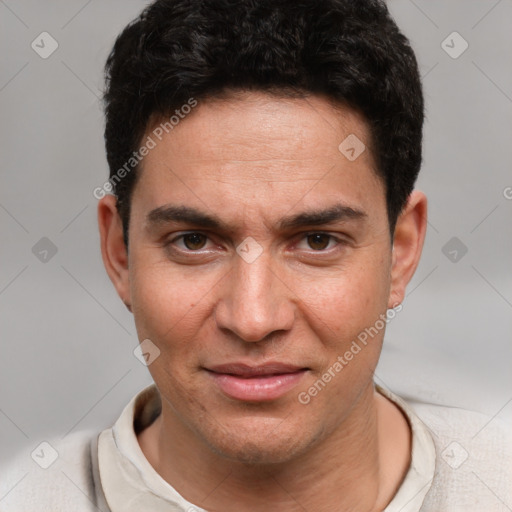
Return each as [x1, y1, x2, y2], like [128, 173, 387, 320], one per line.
[200, 416, 319, 465]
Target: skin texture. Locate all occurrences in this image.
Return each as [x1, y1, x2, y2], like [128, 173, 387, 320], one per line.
[98, 91, 427, 511]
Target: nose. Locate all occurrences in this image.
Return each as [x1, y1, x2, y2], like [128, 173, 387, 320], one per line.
[214, 248, 295, 343]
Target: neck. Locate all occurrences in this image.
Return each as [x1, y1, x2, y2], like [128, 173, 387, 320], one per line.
[137, 382, 411, 512]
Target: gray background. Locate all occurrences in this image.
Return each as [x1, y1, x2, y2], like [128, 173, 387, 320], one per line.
[1, 0, 511, 467]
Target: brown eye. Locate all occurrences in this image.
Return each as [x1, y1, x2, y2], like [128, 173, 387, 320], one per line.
[182, 233, 207, 250]
[306, 233, 331, 250]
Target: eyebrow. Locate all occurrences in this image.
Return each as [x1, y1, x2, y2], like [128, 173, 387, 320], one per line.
[145, 203, 367, 232]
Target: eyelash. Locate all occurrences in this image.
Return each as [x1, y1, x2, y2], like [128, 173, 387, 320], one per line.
[165, 231, 346, 255]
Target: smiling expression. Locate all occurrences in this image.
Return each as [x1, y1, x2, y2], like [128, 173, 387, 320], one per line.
[110, 91, 400, 463]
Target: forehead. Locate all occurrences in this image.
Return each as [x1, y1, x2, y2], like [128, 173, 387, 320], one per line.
[147, 91, 375, 166]
[132, 91, 386, 230]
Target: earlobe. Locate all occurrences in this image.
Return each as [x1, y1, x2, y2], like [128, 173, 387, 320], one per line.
[388, 190, 428, 309]
[97, 195, 132, 310]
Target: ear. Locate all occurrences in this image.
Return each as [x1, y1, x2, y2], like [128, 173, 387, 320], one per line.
[388, 190, 428, 308]
[97, 195, 132, 312]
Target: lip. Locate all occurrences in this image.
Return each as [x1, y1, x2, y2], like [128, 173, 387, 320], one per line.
[205, 362, 309, 402]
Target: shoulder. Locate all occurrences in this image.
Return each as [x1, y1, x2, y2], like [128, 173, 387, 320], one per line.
[407, 399, 512, 511]
[0, 428, 108, 512]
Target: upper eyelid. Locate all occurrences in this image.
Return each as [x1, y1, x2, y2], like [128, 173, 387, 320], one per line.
[168, 231, 345, 251]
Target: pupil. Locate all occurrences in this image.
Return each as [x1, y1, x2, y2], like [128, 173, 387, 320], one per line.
[184, 233, 206, 250]
[308, 234, 329, 250]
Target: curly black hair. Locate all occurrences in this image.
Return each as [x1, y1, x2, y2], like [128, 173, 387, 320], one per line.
[103, 0, 424, 247]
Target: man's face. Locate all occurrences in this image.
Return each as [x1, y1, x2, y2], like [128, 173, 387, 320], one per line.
[121, 92, 396, 463]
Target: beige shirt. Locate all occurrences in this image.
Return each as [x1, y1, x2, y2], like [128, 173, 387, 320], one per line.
[1, 383, 510, 511]
[97, 384, 436, 512]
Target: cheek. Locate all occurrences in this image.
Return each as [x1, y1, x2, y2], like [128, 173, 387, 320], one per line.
[129, 261, 216, 402]
[292, 262, 390, 417]
[129, 258, 218, 348]
[303, 256, 391, 343]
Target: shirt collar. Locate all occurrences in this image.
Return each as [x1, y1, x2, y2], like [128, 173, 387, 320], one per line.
[377, 384, 436, 512]
[97, 383, 435, 512]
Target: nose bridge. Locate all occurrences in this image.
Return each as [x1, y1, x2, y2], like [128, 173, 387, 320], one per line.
[215, 247, 293, 342]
